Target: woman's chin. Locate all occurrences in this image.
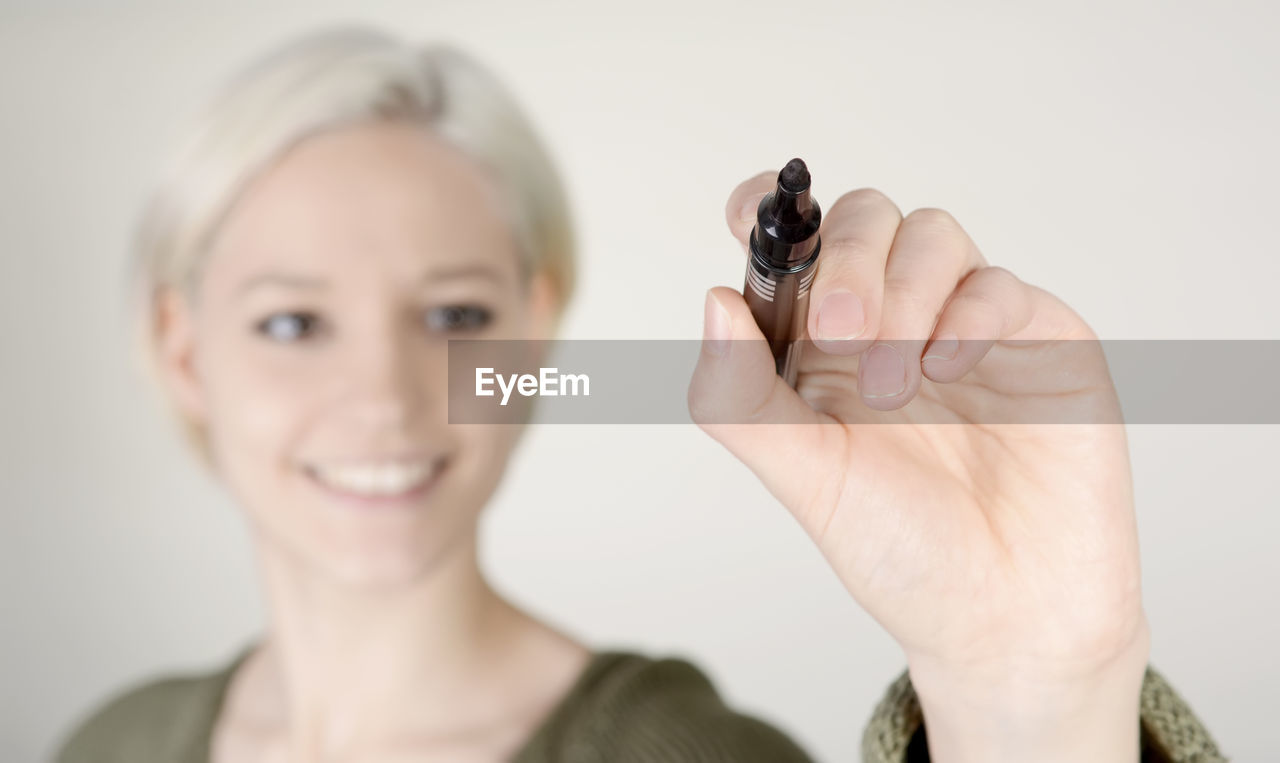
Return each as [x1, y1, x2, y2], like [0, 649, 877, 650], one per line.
[314, 543, 447, 588]
[255, 516, 462, 588]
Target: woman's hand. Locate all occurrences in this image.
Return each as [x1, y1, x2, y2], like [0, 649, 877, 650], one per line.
[688, 172, 1150, 763]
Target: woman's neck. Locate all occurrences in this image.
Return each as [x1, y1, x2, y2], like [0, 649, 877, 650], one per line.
[239, 526, 522, 757]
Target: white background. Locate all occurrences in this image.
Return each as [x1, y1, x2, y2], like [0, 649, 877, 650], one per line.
[2, 0, 1277, 760]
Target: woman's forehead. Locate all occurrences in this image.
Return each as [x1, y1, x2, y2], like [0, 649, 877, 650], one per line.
[203, 122, 521, 289]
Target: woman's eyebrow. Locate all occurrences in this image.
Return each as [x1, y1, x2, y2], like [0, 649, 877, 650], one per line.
[233, 264, 505, 299]
[421, 264, 507, 284]
[235, 273, 329, 299]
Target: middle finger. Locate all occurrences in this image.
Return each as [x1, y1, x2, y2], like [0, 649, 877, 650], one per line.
[859, 207, 988, 409]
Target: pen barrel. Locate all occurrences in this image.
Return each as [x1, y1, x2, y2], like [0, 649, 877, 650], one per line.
[744, 234, 820, 388]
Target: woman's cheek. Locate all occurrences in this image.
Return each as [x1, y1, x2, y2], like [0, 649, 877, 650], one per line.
[203, 344, 316, 477]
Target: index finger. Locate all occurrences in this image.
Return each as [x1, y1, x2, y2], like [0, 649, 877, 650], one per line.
[723, 170, 779, 253]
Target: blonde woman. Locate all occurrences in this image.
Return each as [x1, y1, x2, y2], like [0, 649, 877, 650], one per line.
[56, 25, 1223, 763]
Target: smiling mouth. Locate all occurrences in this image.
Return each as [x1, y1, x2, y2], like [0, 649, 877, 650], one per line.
[303, 457, 448, 506]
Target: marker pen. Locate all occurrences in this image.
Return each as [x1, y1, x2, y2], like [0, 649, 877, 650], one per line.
[743, 158, 823, 388]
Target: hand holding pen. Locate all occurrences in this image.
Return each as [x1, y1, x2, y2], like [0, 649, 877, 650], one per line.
[689, 165, 1148, 762]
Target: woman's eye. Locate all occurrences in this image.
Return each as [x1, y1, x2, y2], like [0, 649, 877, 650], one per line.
[256, 312, 320, 342]
[425, 305, 493, 333]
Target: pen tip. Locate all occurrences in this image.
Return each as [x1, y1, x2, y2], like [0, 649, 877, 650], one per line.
[779, 158, 810, 194]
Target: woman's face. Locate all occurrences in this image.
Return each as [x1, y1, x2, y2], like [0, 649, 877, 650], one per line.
[157, 121, 557, 585]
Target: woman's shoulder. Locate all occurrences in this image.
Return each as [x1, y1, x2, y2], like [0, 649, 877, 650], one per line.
[516, 648, 815, 763]
[54, 649, 247, 763]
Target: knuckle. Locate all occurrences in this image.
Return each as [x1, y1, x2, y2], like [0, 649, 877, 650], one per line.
[819, 236, 878, 267]
[974, 266, 1026, 309]
[904, 206, 962, 236]
[832, 186, 898, 213]
[948, 288, 1002, 316]
[881, 276, 935, 315]
[950, 268, 1026, 336]
[978, 265, 1021, 289]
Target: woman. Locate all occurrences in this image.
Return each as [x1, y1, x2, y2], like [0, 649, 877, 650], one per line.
[56, 25, 1224, 762]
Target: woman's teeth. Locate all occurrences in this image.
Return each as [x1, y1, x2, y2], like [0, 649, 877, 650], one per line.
[310, 461, 435, 496]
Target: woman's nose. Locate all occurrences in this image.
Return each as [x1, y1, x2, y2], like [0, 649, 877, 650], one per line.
[343, 327, 441, 427]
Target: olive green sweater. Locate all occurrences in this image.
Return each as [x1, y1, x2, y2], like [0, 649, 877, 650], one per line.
[55, 646, 1226, 762]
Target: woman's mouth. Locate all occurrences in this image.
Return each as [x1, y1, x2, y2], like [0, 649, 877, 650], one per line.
[304, 457, 447, 507]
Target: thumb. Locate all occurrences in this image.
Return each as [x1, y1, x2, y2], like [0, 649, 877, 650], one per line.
[688, 287, 837, 521]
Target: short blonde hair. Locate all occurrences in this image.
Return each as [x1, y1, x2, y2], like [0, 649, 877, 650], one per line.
[132, 26, 577, 462]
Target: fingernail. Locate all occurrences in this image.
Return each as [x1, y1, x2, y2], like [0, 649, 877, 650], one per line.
[923, 333, 959, 361]
[816, 290, 866, 341]
[740, 193, 766, 223]
[702, 291, 731, 357]
[861, 343, 906, 398]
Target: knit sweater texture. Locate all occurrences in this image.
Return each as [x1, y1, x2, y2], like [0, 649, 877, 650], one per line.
[55, 646, 1226, 762]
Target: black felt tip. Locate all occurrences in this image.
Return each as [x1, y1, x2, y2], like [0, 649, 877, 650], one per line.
[778, 158, 810, 193]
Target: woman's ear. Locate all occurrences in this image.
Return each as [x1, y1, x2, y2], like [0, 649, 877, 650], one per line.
[153, 286, 208, 423]
[525, 269, 562, 341]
